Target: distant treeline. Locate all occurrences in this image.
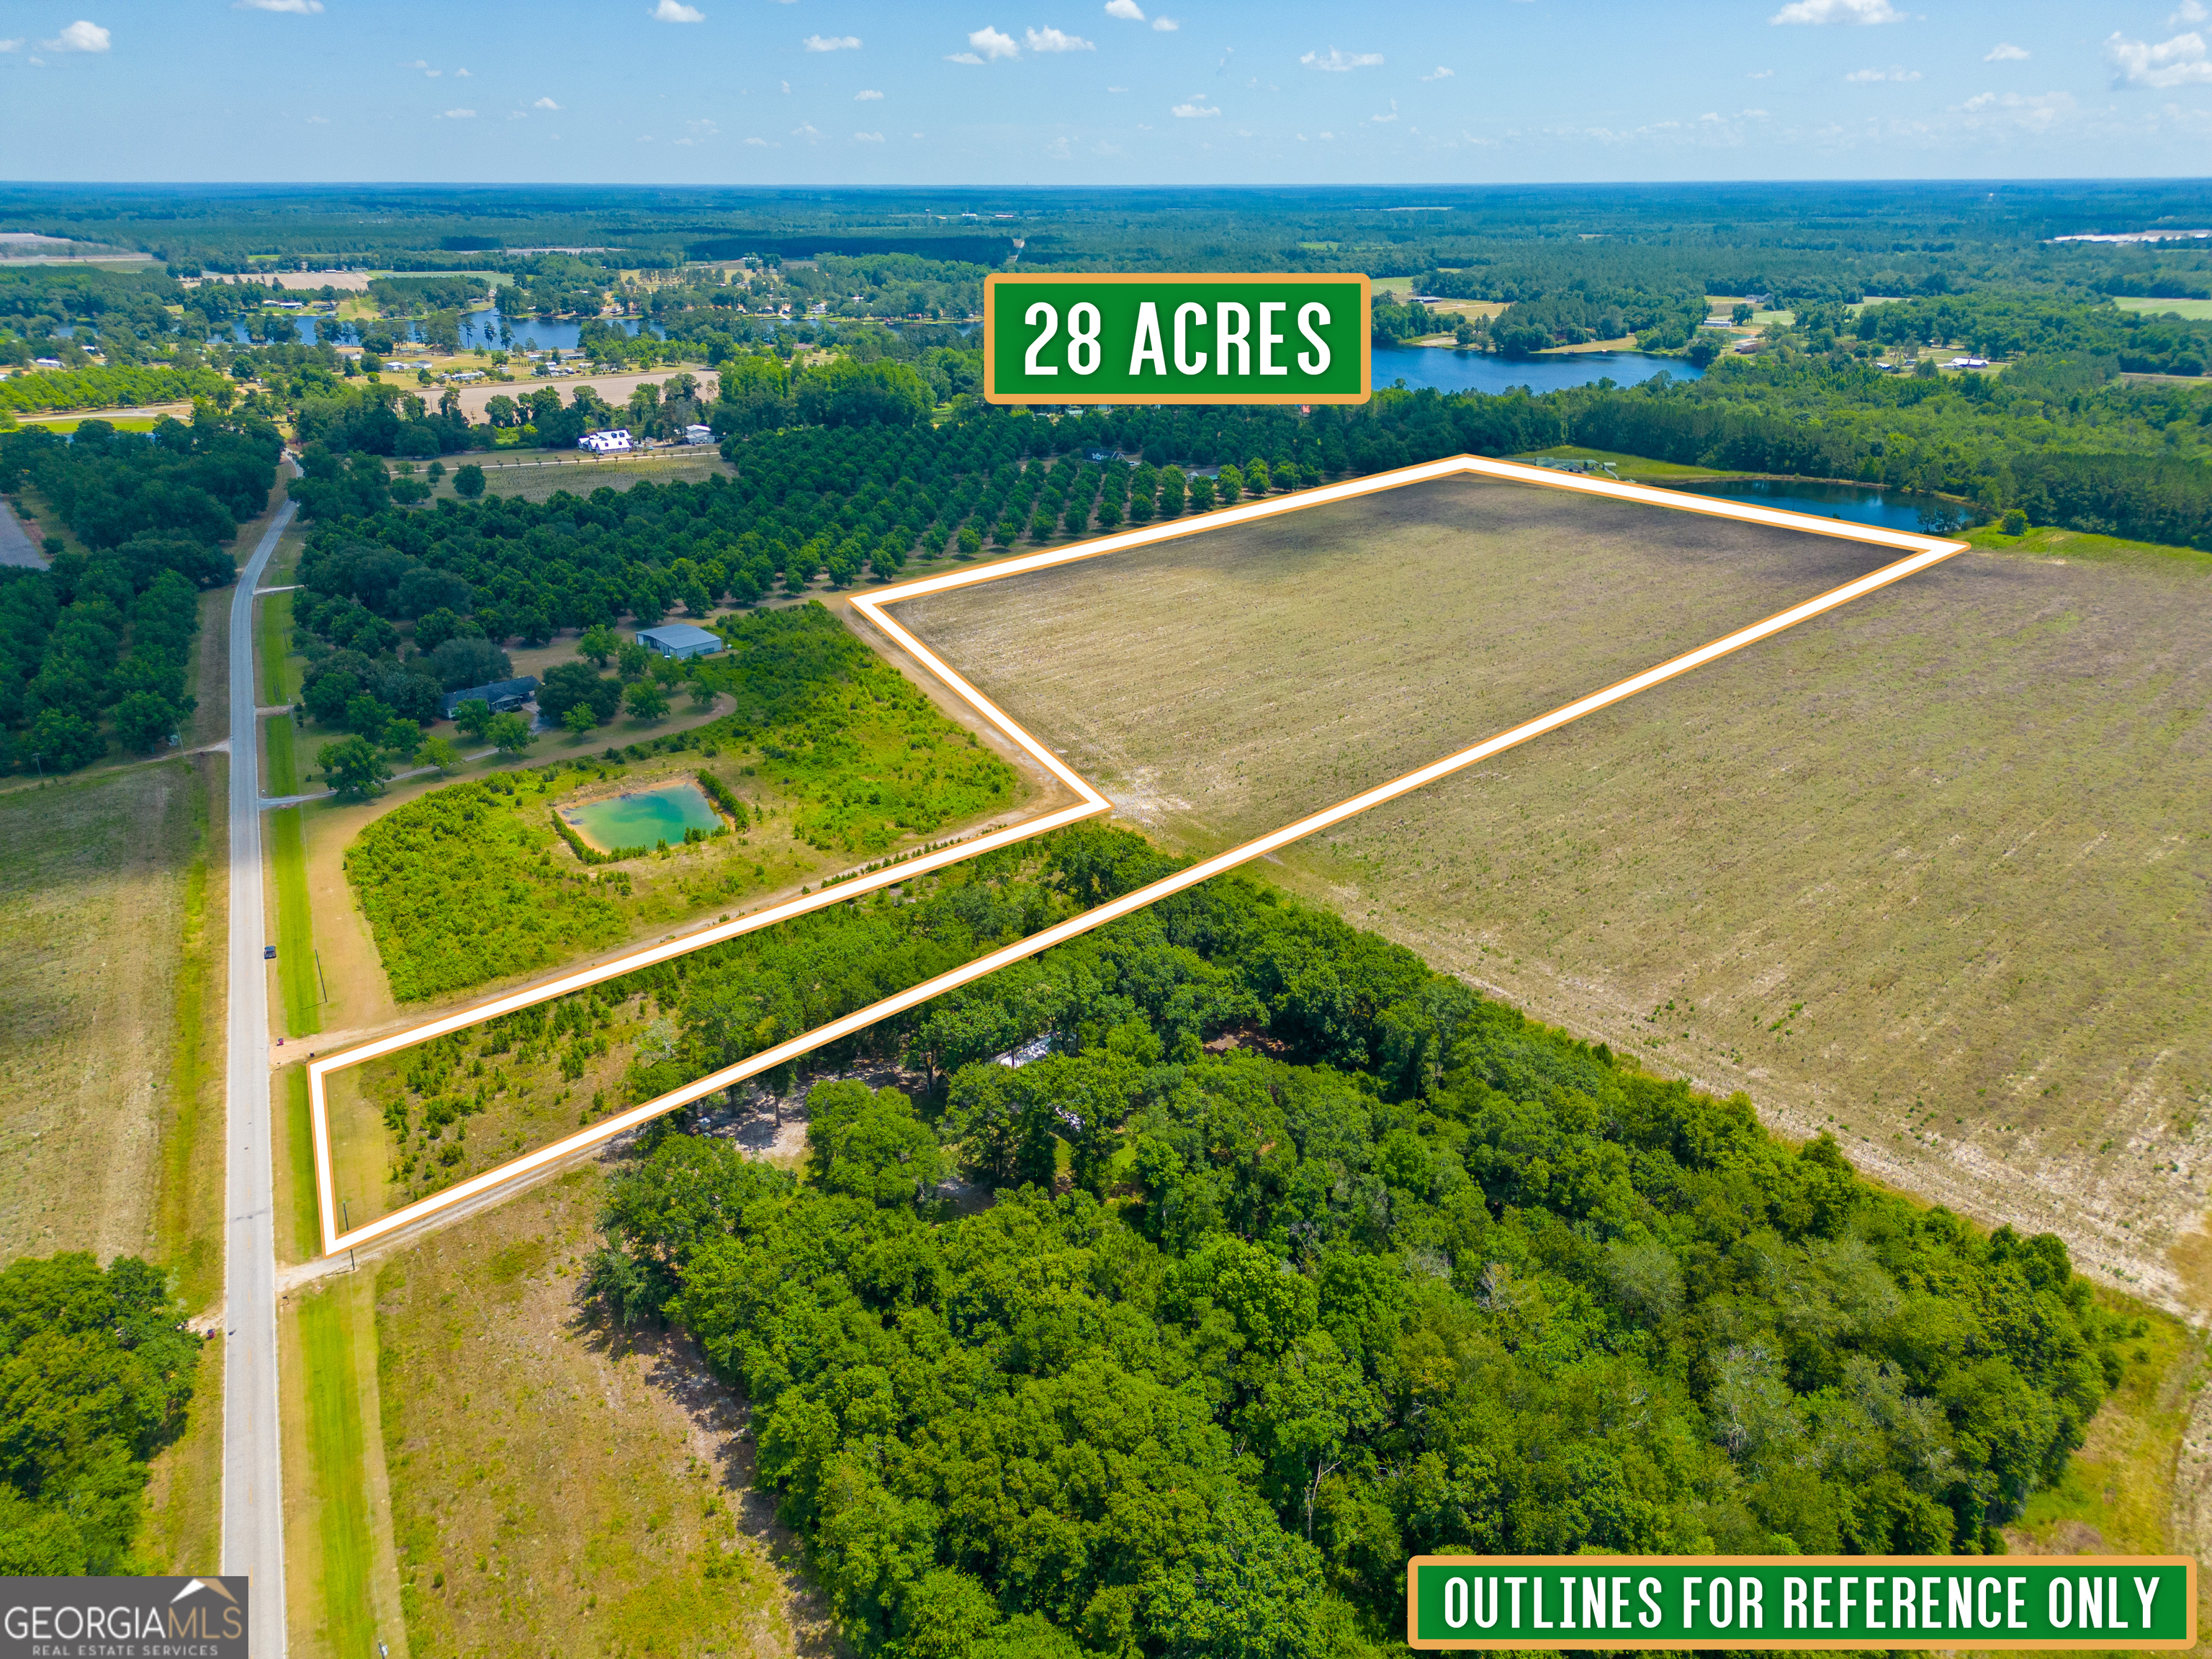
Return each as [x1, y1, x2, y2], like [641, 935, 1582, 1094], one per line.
[575, 822, 2128, 1657]
[1853, 292, 2212, 377]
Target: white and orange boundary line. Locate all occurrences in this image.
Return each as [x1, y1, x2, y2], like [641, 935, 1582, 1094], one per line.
[309, 454, 1968, 1256]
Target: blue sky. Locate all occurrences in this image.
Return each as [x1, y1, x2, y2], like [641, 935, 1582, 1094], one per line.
[2, 0, 2209, 183]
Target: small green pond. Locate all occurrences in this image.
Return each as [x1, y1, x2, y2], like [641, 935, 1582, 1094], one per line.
[561, 781, 721, 853]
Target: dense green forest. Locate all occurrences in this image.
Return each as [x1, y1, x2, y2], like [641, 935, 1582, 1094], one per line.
[0, 1252, 202, 1574]
[0, 415, 277, 772]
[341, 605, 1016, 999]
[6, 180, 2210, 292]
[567, 823, 2123, 1658]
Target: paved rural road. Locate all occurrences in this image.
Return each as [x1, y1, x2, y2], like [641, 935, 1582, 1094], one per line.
[222, 478, 297, 1655]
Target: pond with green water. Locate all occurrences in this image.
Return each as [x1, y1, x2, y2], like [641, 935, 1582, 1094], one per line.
[561, 781, 721, 853]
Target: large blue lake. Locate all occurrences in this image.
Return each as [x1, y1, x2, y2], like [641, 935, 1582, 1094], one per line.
[230, 303, 658, 351]
[1376, 345, 1699, 395]
[1667, 477, 1977, 534]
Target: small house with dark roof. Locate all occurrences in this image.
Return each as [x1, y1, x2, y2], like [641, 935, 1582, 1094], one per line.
[440, 675, 539, 720]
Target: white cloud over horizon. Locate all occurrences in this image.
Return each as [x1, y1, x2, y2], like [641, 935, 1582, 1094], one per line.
[1302, 46, 1382, 71]
[1770, 0, 1903, 24]
[44, 20, 110, 52]
[958, 25, 1019, 60]
[2106, 28, 2211, 86]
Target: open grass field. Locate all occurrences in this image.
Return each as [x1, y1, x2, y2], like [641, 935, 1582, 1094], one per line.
[298, 1285, 379, 1659]
[271, 803, 323, 1038]
[1513, 446, 1730, 479]
[262, 590, 296, 706]
[0, 756, 227, 1272]
[282, 1272, 408, 1659]
[444, 449, 732, 505]
[373, 1166, 824, 1658]
[2113, 295, 2212, 321]
[896, 475, 2212, 1318]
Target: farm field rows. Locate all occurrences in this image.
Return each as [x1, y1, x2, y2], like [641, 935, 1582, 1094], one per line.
[896, 472, 2212, 1310]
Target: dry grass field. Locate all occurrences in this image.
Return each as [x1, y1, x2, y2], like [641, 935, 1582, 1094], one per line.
[896, 474, 2212, 1313]
[418, 449, 732, 507]
[0, 756, 225, 1279]
[371, 1168, 828, 1658]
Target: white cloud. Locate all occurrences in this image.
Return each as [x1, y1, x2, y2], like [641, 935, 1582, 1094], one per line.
[454, 67, 472, 76]
[946, 52, 985, 63]
[1301, 47, 1382, 71]
[0, 37, 22, 50]
[307, 112, 328, 122]
[1371, 109, 1396, 122]
[965, 24, 1019, 58]
[2175, 0, 2208, 22]
[781, 81, 790, 91]
[793, 122, 821, 140]
[745, 135, 770, 145]
[441, 107, 476, 117]
[399, 58, 427, 67]
[1026, 26, 1093, 50]
[1172, 99, 1219, 115]
[804, 33, 860, 50]
[1984, 41, 2029, 60]
[1959, 89, 2075, 126]
[233, 0, 323, 13]
[1093, 139, 1123, 153]
[535, 96, 561, 109]
[855, 89, 883, 99]
[1748, 67, 1774, 77]
[652, 0, 704, 21]
[44, 20, 110, 52]
[2107, 29, 2211, 85]
[1845, 64, 1920, 80]
[1419, 65, 1453, 80]
[1105, 0, 1144, 17]
[1046, 135, 1071, 157]
[1152, 16, 1177, 28]
[425, 68, 440, 76]
[1770, 0, 1902, 22]
[854, 129, 884, 140]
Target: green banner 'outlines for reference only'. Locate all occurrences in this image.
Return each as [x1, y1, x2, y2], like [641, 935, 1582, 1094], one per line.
[1406, 1557, 2198, 1650]
[982, 271, 1371, 405]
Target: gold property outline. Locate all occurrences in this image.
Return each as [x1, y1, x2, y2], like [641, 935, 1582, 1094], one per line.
[981, 271, 1375, 406]
[309, 454, 1967, 1256]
